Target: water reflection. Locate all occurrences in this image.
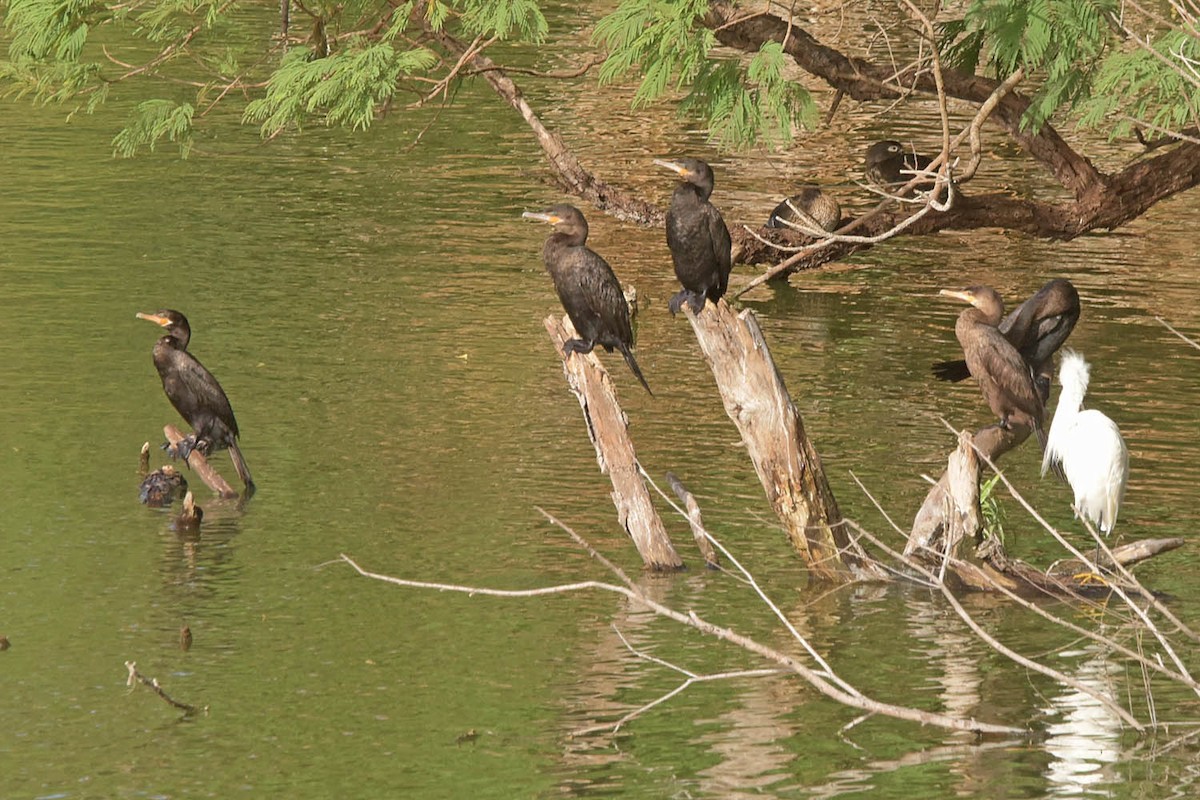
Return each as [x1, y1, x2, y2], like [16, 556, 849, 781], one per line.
[1043, 648, 1125, 797]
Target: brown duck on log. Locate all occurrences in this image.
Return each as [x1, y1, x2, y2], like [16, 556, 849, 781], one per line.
[654, 157, 732, 315]
[864, 140, 935, 195]
[522, 204, 652, 395]
[766, 186, 841, 232]
[939, 286, 1046, 445]
[932, 279, 1080, 401]
[137, 310, 255, 493]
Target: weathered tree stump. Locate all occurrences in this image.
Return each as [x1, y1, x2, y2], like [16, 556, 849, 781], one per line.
[685, 299, 886, 582]
[544, 315, 684, 571]
[908, 423, 1026, 556]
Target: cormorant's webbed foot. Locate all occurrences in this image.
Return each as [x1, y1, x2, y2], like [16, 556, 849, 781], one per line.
[562, 338, 596, 356]
[669, 290, 702, 316]
[175, 435, 198, 461]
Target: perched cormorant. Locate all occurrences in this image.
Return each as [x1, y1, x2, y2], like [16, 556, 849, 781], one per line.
[865, 140, 935, 194]
[654, 157, 732, 315]
[939, 286, 1045, 441]
[932, 278, 1080, 401]
[1041, 351, 1129, 535]
[522, 204, 652, 395]
[137, 310, 255, 493]
[766, 186, 841, 232]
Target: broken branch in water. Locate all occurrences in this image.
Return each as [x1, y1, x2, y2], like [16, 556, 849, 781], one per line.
[124, 660, 204, 715]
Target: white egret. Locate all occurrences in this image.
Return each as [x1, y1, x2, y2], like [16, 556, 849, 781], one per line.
[1041, 350, 1129, 534]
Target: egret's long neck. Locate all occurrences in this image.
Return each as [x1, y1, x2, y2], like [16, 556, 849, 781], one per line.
[1049, 378, 1086, 431]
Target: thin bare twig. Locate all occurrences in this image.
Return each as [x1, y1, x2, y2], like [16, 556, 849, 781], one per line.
[1156, 316, 1200, 351]
[124, 661, 203, 715]
[570, 625, 787, 736]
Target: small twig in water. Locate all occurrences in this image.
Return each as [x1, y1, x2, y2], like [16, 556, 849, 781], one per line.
[125, 661, 203, 715]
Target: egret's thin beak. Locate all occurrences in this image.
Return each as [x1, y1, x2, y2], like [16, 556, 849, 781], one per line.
[522, 211, 560, 224]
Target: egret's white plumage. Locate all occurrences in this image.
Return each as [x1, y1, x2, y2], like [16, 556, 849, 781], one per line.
[1041, 350, 1129, 534]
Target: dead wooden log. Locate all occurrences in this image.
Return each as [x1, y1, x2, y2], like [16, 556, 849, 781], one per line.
[908, 423, 1027, 556]
[544, 315, 684, 571]
[666, 472, 719, 569]
[164, 425, 239, 500]
[685, 299, 886, 582]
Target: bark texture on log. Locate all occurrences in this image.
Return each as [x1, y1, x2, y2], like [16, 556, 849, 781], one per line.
[685, 300, 886, 582]
[544, 315, 684, 571]
[909, 423, 1027, 553]
[164, 424, 239, 499]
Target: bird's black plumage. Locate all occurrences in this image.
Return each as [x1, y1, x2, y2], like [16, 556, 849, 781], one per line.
[655, 158, 732, 315]
[766, 186, 841, 232]
[940, 286, 1046, 443]
[864, 140, 935, 194]
[932, 278, 1080, 401]
[137, 310, 255, 492]
[522, 204, 651, 395]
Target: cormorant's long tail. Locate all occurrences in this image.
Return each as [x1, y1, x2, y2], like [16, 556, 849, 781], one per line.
[618, 343, 653, 396]
[229, 442, 256, 496]
[931, 359, 970, 382]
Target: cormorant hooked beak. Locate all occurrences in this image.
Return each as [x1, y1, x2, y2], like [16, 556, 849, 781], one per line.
[522, 210, 562, 225]
[939, 288, 978, 307]
[653, 158, 690, 177]
[136, 312, 172, 328]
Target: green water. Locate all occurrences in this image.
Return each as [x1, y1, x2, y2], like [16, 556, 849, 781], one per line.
[6, 17, 1200, 800]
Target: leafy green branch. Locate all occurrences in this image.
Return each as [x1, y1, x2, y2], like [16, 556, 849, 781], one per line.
[594, 0, 814, 148]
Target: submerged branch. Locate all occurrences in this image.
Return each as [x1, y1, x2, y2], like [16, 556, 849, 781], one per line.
[339, 526, 1024, 736]
[125, 661, 203, 715]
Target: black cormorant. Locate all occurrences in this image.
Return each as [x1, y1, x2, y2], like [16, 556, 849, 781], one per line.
[522, 204, 652, 395]
[137, 310, 255, 493]
[932, 278, 1080, 401]
[939, 286, 1045, 441]
[766, 186, 841, 232]
[654, 157, 732, 315]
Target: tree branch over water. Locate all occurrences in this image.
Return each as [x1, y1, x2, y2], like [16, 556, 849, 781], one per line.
[338, 509, 1026, 737]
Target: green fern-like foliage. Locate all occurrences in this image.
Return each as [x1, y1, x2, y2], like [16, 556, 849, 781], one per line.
[1078, 29, 1200, 139]
[941, 0, 1119, 131]
[4, 0, 105, 61]
[458, 0, 547, 40]
[682, 44, 816, 149]
[111, 99, 195, 157]
[595, 1, 814, 148]
[243, 42, 438, 136]
[593, 0, 715, 106]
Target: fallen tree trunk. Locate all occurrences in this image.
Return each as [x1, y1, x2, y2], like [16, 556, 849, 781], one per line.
[544, 315, 684, 571]
[685, 300, 887, 582]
